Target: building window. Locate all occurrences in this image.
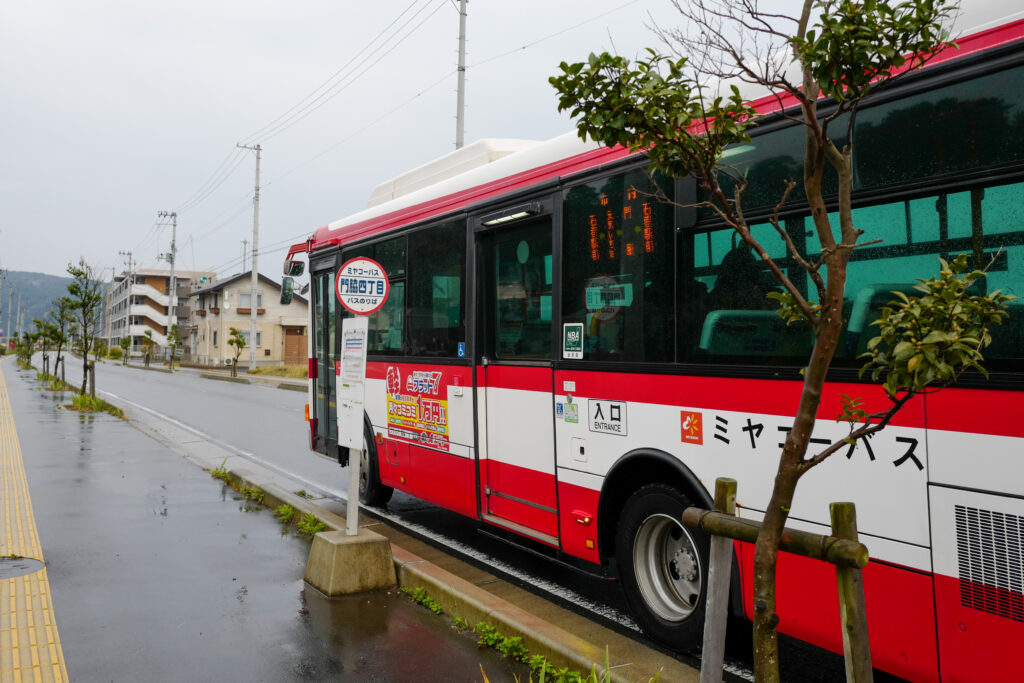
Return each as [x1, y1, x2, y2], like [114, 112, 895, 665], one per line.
[241, 331, 262, 347]
[213, 330, 218, 347]
[239, 292, 263, 308]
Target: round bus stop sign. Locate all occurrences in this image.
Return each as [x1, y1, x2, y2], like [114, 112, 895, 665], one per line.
[336, 257, 389, 315]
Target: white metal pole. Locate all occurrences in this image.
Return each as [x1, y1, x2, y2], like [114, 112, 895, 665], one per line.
[237, 144, 262, 371]
[347, 448, 361, 536]
[455, 0, 468, 149]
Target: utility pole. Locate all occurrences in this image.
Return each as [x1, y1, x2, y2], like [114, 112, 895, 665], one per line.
[6, 288, 12, 349]
[16, 292, 23, 340]
[455, 0, 468, 149]
[237, 143, 261, 370]
[0, 269, 5, 345]
[157, 211, 178, 343]
[118, 250, 135, 350]
[241, 239, 248, 273]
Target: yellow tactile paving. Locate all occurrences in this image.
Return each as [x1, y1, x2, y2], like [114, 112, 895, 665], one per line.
[0, 361, 68, 683]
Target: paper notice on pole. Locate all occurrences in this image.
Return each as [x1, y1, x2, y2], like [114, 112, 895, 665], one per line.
[336, 317, 369, 449]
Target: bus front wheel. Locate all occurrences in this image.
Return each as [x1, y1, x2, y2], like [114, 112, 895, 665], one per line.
[615, 483, 709, 648]
[358, 428, 393, 507]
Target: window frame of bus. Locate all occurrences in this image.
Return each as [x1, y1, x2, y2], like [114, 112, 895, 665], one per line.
[471, 190, 559, 363]
[340, 217, 470, 361]
[681, 44, 1024, 378]
[559, 162, 680, 364]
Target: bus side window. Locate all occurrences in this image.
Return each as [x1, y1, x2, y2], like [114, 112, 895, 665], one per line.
[561, 169, 674, 363]
[407, 221, 466, 357]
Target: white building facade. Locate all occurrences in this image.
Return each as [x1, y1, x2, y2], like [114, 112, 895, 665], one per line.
[106, 267, 215, 356]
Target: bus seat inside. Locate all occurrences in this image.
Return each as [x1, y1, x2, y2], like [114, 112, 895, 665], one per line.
[987, 301, 1024, 360]
[698, 309, 812, 357]
[845, 283, 921, 355]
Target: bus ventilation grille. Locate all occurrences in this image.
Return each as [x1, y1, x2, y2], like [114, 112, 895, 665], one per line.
[955, 504, 1024, 622]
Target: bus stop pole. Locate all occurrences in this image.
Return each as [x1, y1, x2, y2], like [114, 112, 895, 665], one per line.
[347, 448, 361, 536]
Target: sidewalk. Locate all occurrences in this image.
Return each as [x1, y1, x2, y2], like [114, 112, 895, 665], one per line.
[0, 361, 68, 683]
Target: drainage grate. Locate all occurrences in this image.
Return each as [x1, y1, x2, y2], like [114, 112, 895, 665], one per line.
[0, 556, 46, 579]
[955, 505, 1024, 622]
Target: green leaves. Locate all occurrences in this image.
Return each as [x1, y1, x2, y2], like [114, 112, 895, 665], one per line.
[837, 393, 867, 424]
[860, 254, 1016, 396]
[550, 50, 757, 180]
[789, 0, 957, 102]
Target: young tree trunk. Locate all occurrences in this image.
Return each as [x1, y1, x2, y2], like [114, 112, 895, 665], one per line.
[753, 253, 849, 682]
[80, 347, 89, 395]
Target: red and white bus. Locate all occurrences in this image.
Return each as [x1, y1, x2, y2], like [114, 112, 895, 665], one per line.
[286, 17, 1024, 682]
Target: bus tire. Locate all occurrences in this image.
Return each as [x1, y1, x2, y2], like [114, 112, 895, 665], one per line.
[358, 427, 393, 507]
[615, 483, 709, 648]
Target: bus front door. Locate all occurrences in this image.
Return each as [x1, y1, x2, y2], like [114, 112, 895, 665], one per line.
[311, 269, 337, 457]
[478, 217, 559, 544]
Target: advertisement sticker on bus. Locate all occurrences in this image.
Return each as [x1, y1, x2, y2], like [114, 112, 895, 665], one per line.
[336, 257, 389, 315]
[563, 323, 584, 359]
[385, 366, 450, 451]
[681, 411, 703, 445]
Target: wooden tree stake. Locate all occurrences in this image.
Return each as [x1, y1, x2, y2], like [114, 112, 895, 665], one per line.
[831, 502, 873, 683]
[700, 477, 736, 683]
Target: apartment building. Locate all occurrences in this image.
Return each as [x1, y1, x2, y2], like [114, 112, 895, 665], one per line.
[106, 267, 215, 356]
[189, 271, 308, 368]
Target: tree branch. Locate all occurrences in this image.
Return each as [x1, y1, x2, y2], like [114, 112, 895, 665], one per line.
[799, 390, 917, 472]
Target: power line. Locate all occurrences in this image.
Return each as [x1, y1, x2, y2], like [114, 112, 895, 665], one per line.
[267, 69, 456, 186]
[239, 0, 448, 144]
[239, 0, 428, 145]
[269, 3, 642, 188]
[210, 230, 310, 276]
[176, 148, 247, 213]
[469, 0, 642, 70]
[191, 197, 253, 241]
[168, 2, 445, 224]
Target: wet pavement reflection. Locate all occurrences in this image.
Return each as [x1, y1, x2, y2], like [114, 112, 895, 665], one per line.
[6, 362, 528, 682]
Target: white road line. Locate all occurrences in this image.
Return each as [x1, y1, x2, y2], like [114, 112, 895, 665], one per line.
[100, 389, 343, 500]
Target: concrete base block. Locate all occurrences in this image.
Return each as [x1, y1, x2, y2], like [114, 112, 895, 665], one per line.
[304, 529, 396, 595]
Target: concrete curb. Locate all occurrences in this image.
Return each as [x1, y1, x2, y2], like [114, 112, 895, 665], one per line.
[199, 373, 251, 384]
[392, 545, 616, 678]
[124, 364, 174, 374]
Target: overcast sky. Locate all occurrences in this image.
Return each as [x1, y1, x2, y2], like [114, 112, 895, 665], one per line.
[2, 1, 1017, 280]
[0, 0, 691, 279]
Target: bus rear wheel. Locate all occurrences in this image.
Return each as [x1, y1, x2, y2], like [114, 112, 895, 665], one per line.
[358, 428, 393, 507]
[615, 483, 709, 648]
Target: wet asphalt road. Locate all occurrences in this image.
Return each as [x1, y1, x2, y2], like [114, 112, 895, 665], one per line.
[6, 358, 529, 682]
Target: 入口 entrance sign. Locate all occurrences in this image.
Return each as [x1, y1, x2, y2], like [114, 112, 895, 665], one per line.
[336, 257, 389, 315]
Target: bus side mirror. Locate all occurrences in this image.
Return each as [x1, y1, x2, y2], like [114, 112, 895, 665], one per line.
[284, 260, 305, 277]
[280, 277, 294, 305]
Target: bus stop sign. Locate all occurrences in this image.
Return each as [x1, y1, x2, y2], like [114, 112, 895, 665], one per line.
[336, 257, 389, 315]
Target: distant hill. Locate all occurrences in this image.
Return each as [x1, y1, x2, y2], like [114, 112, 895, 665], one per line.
[0, 270, 76, 338]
